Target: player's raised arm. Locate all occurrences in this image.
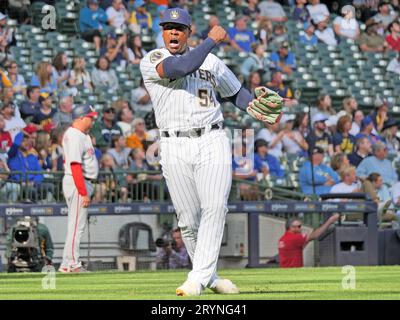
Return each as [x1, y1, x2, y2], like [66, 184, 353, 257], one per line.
[154, 8, 227, 79]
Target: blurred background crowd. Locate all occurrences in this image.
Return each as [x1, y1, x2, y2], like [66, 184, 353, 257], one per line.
[0, 0, 399, 223]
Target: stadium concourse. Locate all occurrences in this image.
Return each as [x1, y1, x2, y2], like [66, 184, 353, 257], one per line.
[0, 1, 399, 245]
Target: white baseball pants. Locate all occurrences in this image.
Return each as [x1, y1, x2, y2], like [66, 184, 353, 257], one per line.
[160, 130, 232, 288]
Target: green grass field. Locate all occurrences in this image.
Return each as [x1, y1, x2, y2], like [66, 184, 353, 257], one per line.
[1, 266, 400, 300]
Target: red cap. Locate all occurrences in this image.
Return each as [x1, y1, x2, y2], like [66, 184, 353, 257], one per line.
[23, 124, 39, 135]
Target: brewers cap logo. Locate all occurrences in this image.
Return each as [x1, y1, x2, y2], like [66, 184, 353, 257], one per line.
[170, 10, 180, 19]
[150, 51, 164, 63]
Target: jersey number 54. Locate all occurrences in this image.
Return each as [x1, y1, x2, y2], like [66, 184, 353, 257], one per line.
[198, 89, 216, 107]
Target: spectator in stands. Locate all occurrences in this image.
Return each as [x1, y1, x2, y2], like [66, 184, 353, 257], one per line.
[257, 17, 273, 47]
[232, 141, 259, 200]
[330, 152, 350, 174]
[128, 0, 152, 32]
[107, 134, 131, 169]
[330, 165, 361, 194]
[201, 15, 220, 40]
[187, 22, 201, 48]
[36, 130, 52, 172]
[391, 180, 400, 220]
[228, 15, 257, 53]
[246, 71, 262, 95]
[116, 104, 135, 137]
[384, 20, 400, 51]
[371, 97, 394, 133]
[1, 101, 25, 141]
[0, 114, 11, 163]
[127, 34, 147, 65]
[381, 119, 400, 156]
[266, 71, 293, 99]
[5, 61, 26, 95]
[0, 12, 14, 49]
[293, 112, 310, 138]
[366, 172, 391, 209]
[7, 0, 30, 24]
[52, 93, 73, 127]
[0, 67, 12, 89]
[280, 115, 309, 156]
[342, 96, 358, 117]
[240, 44, 269, 81]
[256, 122, 284, 159]
[299, 21, 318, 46]
[49, 126, 67, 171]
[131, 79, 153, 115]
[90, 106, 123, 151]
[314, 14, 338, 46]
[270, 24, 288, 47]
[348, 136, 372, 167]
[68, 57, 93, 92]
[356, 141, 398, 185]
[306, 113, 334, 156]
[0, 157, 19, 202]
[270, 41, 297, 75]
[126, 118, 150, 151]
[332, 115, 356, 154]
[306, 0, 330, 20]
[359, 21, 387, 52]
[106, 0, 130, 29]
[254, 139, 284, 178]
[311, 93, 335, 118]
[366, 0, 398, 34]
[349, 109, 364, 136]
[258, 0, 287, 22]
[30, 61, 57, 95]
[387, 52, 400, 74]
[19, 86, 40, 121]
[278, 213, 339, 268]
[353, 0, 380, 23]
[1, 87, 16, 110]
[293, 0, 310, 23]
[91, 56, 119, 91]
[32, 93, 56, 133]
[100, 32, 129, 66]
[7, 132, 53, 202]
[333, 5, 360, 40]
[94, 153, 128, 203]
[52, 52, 70, 89]
[355, 115, 382, 145]
[79, 0, 108, 53]
[152, 5, 168, 36]
[299, 146, 339, 195]
[243, 0, 261, 20]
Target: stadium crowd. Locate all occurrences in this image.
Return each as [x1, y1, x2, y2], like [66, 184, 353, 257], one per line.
[0, 0, 399, 222]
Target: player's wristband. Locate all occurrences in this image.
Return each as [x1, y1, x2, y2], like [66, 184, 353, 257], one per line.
[163, 38, 217, 79]
[70, 163, 88, 197]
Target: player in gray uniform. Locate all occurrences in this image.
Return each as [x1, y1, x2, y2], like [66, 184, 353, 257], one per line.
[59, 104, 99, 273]
[140, 8, 283, 295]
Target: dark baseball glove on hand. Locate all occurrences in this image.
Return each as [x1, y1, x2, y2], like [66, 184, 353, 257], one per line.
[247, 87, 284, 124]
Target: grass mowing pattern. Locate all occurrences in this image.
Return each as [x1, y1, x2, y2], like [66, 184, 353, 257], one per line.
[1, 266, 400, 300]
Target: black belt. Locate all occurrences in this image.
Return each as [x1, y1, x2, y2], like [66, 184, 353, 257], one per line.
[160, 123, 222, 138]
[84, 177, 96, 183]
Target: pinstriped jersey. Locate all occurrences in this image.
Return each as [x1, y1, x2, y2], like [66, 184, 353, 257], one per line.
[140, 47, 241, 131]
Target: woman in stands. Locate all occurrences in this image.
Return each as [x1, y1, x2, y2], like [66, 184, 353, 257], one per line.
[52, 52, 70, 89]
[349, 109, 364, 136]
[333, 115, 356, 155]
[127, 34, 147, 65]
[91, 56, 119, 91]
[68, 57, 93, 92]
[293, 112, 310, 138]
[312, 93, 336, 118]
[30, 61, 57, 95]
[4, 61, 26, 96]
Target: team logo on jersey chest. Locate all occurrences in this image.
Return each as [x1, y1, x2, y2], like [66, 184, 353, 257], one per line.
[150, 51, 164, 63]
[170, 10, 179, 19]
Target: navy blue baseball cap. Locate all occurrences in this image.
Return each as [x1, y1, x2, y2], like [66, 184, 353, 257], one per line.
[159, 8, 191, 28]
[72, 104, 98, 120]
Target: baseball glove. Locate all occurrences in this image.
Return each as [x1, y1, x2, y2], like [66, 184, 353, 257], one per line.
[247, 87, 284, 124]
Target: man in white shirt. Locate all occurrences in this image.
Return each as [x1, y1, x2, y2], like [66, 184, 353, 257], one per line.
[106, 0, 130, 29]
[256, 121, 283, 159]
[314, 15, 338, 46]
[306, 0, 330, 22]
[333, 5, 360, 39]
[368, 1, 398, 35]
[258, 0, 288, 22]
[330, 166, 361, 195]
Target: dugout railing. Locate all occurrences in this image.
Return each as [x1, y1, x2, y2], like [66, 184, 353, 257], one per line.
[0, 200, 378, 268]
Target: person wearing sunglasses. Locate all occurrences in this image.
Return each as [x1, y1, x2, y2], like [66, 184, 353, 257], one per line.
[278, 213, 340, 268]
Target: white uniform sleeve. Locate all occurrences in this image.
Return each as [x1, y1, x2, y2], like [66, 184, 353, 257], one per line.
[140, 49, 172, 82]
[214, 56, 241, 98]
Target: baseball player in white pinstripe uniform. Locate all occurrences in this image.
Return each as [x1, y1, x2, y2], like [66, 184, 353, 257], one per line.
[140, 8, 284, 296]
